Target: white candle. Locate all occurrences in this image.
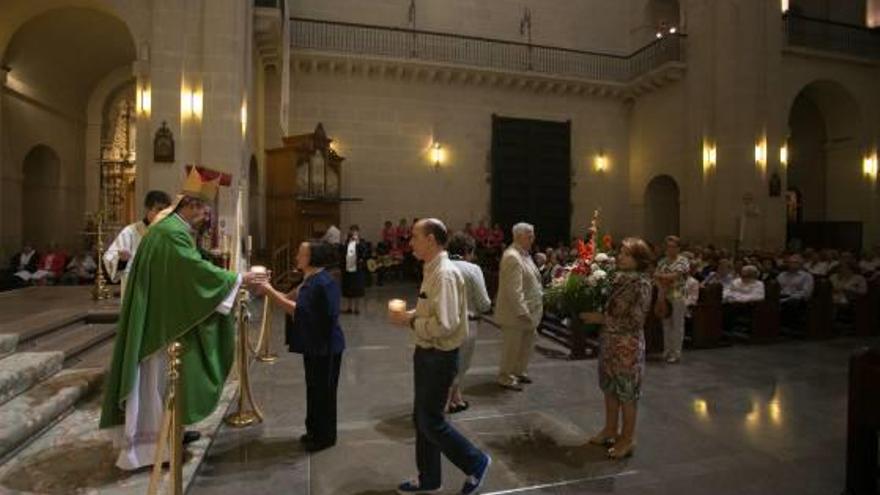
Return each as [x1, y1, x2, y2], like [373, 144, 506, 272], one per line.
[247, 235, 253, 253]
[251, 265, 267, 274]
[388, 299, 407, 313]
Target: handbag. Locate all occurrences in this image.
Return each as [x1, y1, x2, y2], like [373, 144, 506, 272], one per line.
[654, 284, 671, 319]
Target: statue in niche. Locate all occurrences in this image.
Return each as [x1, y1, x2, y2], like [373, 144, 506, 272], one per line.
[153, 121, 175, 163]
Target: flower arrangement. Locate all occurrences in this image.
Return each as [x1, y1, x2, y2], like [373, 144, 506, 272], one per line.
[544, 210, 616, 316]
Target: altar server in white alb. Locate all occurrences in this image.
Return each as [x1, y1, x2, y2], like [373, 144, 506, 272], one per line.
[103, 191, 172, 295]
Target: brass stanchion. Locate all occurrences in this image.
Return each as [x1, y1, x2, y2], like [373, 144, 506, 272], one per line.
[147, 342, 184, 495]
[224, 289, 264, 427]
[91, 210, 112, 301]
[255, 298, 277, 363]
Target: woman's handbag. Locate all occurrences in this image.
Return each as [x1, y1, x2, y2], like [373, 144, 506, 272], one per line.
[654, 284, 671, 319]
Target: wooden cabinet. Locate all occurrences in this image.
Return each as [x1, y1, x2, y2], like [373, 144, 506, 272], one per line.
[265, 124, 345, 252]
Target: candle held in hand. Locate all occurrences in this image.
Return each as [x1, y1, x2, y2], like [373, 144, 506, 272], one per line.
[250, 265, 267, 275]
[388, 299, 407, 313]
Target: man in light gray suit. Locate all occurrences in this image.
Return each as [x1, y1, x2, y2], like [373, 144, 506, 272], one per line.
[495, 222, 543, 391]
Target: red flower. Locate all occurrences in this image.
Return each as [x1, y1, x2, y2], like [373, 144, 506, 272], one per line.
[576, 239, 594, 262]
[602, 234, 613, 250]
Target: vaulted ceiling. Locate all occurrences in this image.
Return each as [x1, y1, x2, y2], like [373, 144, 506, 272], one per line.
[2, 4, 135, 115]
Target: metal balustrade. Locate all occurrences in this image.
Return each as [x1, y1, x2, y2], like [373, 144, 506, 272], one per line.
[290, 17, 685, 83]
[784, 13, 880, 59]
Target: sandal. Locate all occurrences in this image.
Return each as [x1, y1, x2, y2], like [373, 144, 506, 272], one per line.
[588, 432, 617, 447]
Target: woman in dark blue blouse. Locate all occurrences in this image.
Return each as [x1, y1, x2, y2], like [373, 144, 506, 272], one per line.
[260, 241, 345, 452]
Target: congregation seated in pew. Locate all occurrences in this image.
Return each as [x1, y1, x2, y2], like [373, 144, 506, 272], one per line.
[776, 254, 814, 333]
[829, 258, 868, 325]
[721, 265, 766, 335]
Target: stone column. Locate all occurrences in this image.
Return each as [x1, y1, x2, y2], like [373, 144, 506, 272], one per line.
[0, 67, 6, 257]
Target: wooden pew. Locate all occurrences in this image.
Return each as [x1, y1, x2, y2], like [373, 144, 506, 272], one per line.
[536, 312, 599, 360]
[807, 277, 834, 339]
[845, 347, 880, 495]
[691, 283, 724, 348]
[751, 280, 781, 343]
[854, 279, 880, 338]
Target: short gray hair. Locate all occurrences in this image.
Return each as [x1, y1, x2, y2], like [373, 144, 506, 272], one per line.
[511, 222, 534, 237]
[742, 265, 759, 278]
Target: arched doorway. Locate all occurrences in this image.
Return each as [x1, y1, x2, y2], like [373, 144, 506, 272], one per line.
[248, 155, 260, 247]
[786, 80, 864, 250]
[21, 145, 61, 247]
[1, 5, 136, 251]
[644, 175, 680, 246]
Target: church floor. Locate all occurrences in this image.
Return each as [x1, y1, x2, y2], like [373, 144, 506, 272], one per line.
[190, 283, 876, 495]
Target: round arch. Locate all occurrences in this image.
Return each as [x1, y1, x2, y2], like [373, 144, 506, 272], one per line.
[21, 145, 62, 248]
[644, 174, 680, 246]
[785, 79, 866, 249]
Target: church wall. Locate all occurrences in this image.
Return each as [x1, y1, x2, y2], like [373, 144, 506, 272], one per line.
[288, 70, 631, 245]
[290, 0, 634, 55]
[0, 92, 86, 255]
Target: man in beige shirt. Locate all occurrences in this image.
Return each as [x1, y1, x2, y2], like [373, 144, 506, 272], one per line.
[495, 222, 543, 391]
[389, 218, 491, 495]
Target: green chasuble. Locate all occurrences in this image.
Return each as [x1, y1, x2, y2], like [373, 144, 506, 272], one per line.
[100, 214, 238, 428]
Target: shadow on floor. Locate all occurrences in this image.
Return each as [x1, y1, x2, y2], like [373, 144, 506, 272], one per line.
[535, 344, 575, 361]
[200, 436, 304, 473]
[374, 412, 413, 440]
[464, 381, 510, 398]
[0, 439, 127, 494]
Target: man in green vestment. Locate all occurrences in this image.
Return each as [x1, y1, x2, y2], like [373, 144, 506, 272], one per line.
[100, 167, 267, 470]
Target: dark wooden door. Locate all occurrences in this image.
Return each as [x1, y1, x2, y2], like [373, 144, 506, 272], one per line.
[491, 115, 571, 246]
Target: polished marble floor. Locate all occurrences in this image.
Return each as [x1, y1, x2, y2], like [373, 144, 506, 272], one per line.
[190, 283, 878, 495]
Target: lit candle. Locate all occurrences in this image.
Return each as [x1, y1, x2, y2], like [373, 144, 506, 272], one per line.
[388, 299, 407, 313]
[250, 265, 267, 275]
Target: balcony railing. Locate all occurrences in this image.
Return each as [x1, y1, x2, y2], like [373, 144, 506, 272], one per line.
[784, 13, 880, 60]
[290, 17, 685, 83]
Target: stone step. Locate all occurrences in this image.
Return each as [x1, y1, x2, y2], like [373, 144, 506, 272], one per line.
[0, 352, 64, 407]
[18, 323, 117, 363]
[0, 368, 104, 461]
[0, 308, 86, 343]
[0, 334, 16, 359]
[67, 335, 116, 370]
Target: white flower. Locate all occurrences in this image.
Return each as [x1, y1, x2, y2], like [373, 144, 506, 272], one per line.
[590, 263, 600, 272]
[595, 253, 610, 263]
[593, 269, 608, 281]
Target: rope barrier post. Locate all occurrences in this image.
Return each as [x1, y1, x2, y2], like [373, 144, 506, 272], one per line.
[255, 297, 278, 363]
[147, 341, 184, 495]
[224, 289, 264, 427]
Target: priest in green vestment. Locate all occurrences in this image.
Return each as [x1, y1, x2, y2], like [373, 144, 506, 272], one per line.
[100, 167, 267, 470]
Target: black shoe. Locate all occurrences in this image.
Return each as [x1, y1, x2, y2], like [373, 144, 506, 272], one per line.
[182, 431, 201, 445]
[299, 433, 313, 444]
[516, 375, 533, 384]
[303, 437, 336, 453]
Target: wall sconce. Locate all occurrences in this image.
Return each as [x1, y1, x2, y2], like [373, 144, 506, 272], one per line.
[240, 98, 247, 138]
[594, 152, 608, 172]
[702, 141, 717, 173]
[754, 138, 767, 170]
[136, 83, 151, 117]
[181, 84, 203, 121]
[431, 141, 444, 170]
[864, 153, 878, 180]
[779, 144, 788, 167]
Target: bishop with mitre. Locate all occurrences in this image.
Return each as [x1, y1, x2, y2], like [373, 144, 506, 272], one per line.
[99, 167, 266, 470]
